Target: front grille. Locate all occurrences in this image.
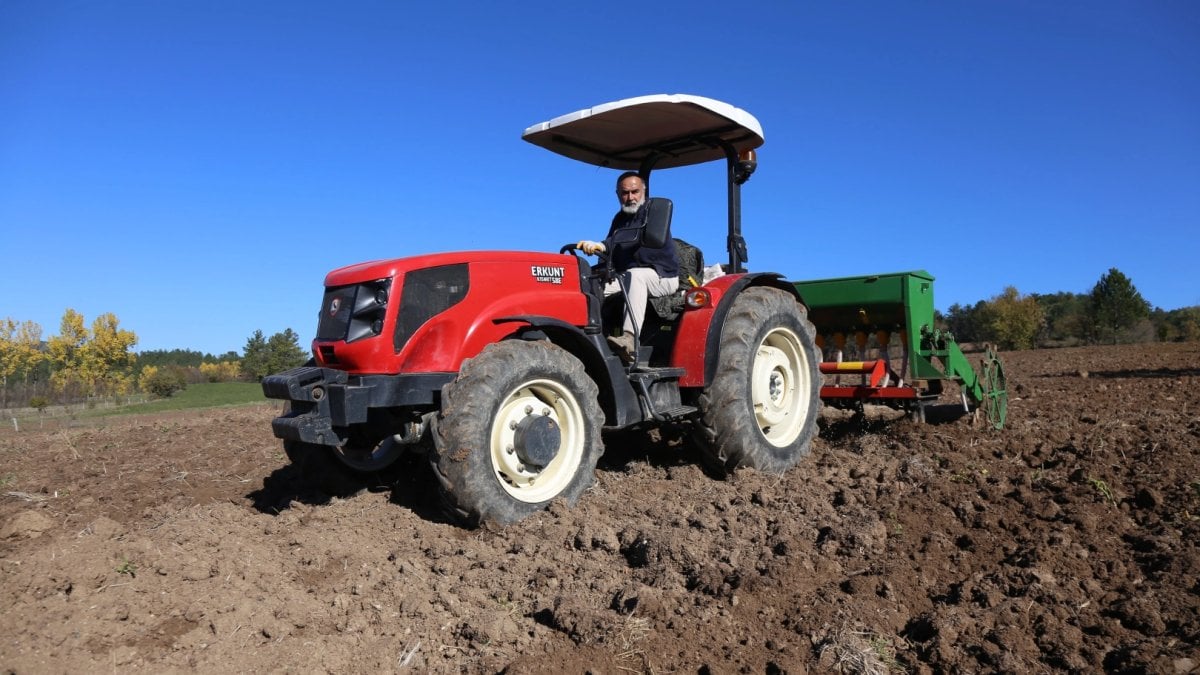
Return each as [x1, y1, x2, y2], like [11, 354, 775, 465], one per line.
[316, 278, 391, 343]
[393, 263, 469, 353]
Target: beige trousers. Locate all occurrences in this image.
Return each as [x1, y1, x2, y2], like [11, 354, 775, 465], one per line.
[604, 268, 680, 336]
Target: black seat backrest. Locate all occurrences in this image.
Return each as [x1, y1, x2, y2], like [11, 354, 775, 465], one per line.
[641, 197, 673, 248]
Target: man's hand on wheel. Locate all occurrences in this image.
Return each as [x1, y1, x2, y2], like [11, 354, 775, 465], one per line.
[576, 240, 606, 255]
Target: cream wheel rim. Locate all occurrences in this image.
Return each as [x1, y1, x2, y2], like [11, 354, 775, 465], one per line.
[488, 378, 585, 503]
[751, 327, 811, 447]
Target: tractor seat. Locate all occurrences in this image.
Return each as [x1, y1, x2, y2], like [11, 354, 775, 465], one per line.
[650, 237, 704, 321]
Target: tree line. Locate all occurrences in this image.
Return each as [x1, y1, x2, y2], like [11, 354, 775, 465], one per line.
[0, 310, 310, 410]
[940, 268, 1198, 350]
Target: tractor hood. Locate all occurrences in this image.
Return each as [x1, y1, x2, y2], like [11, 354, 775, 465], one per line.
[522, 94, 764, 170]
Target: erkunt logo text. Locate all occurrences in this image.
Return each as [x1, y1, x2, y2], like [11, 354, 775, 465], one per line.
[531, 265, 566, 284]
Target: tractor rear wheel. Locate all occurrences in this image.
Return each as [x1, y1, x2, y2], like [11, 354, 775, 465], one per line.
[432, 340, 603, 526]
[694, 286, 822, 475]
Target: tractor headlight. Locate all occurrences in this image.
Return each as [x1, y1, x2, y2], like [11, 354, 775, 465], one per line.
[685, 288, 712, 309]
[315, 278, 392, 344]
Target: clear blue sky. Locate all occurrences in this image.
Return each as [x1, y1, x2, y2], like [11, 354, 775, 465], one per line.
[2, 1, 1197, 356]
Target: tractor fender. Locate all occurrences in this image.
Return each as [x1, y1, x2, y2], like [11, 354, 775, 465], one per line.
[671, 273, 803, 388]
[494, 315, 643, 427]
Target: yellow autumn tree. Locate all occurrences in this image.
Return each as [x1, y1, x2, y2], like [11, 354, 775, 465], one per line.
[199, 360, 242, 382]
[85, 313, 138, 395]
[47, 309, 90, 398]
[47, 309, 139, 398]
[137, 365, 159, 392]
[979, 286, 1044, 350]
[0, 318, 45, 406]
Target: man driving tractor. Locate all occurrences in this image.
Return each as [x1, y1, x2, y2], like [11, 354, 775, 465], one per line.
[577, 170, 680, 362]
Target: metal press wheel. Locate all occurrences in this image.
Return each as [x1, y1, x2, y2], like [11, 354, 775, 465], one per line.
[980, 347, 1008, 430]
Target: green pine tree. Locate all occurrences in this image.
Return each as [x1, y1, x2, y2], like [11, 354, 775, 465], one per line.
[240, 330, 270, 381]
[1089, 268, 1150, 344]
[265, 328, 309, 375]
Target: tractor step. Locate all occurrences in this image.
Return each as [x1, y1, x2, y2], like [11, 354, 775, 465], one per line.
[627, 367, 693, 422]
[657, 405, 699, 421]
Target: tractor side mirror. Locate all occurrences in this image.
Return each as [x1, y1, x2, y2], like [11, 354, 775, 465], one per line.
[642, 197, 673, 248]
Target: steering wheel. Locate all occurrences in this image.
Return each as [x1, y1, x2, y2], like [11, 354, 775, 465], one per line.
[560, 243, 613, 281]
[560, 242, 609, 261]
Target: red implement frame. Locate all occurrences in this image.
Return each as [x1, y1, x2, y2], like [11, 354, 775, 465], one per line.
[818, 360, 919, 401]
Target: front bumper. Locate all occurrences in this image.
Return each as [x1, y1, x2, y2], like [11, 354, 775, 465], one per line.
[262, 366, 453, 447]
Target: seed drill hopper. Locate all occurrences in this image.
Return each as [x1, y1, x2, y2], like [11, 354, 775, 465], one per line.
[793, 270, 1008, 429]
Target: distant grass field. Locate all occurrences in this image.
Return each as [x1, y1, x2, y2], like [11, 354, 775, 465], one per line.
[5, 383, 272, 431]
[99, 382, 270, 416]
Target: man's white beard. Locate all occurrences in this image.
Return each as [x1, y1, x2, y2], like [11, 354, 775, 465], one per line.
[621, 200, 643, 215]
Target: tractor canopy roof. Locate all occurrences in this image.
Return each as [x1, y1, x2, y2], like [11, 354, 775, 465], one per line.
[522, 94, 763, 171]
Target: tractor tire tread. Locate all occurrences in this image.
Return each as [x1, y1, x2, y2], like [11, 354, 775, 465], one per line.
[432, 340, 603, 526]
[693, 286, 822, 475]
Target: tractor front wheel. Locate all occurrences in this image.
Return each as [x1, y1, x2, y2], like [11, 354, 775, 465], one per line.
[332, 433, 407, 473]
[283, 441, 375, 497]
[432, 340, 603, 526]
[278, 398, 409, 488]
[694, 286, 822, 475]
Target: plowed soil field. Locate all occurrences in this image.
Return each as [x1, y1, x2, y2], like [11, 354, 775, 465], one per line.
[2, 342, 1198, 673]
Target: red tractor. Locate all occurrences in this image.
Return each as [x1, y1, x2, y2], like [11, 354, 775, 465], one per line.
[263, 94, 822, 525]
